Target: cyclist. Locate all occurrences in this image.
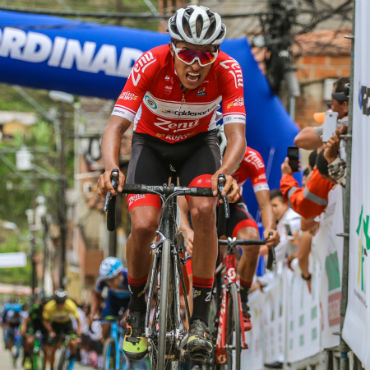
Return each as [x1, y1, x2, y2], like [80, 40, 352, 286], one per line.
[1, 298, 23, 352]
[20, 300, 47, 369]
[182, 134, 279, 331]
[90, 257, 130, 340]
[98, 5, 245, 361]
[42, 290, 81, 370]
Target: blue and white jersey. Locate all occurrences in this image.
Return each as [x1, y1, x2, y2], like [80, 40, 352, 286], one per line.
[95, 269, 130, 300]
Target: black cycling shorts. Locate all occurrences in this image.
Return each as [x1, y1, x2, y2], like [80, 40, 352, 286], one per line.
[126, 131, 220, 210]
[218, 201, 258, 238]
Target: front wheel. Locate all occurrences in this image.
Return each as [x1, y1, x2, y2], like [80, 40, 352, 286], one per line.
[102, 337, 117, 370]
[226, 283, 241, 370]
[56, 346, 69, 370]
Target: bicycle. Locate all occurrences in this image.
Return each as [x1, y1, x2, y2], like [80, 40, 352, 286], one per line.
[23, 329, 43, 370]
[208, 237, 267, 370]
[102, 316, 130, 370]
[56, 333, 79, 370]
[8, 326, 22, 368]
[105, 169, 227, 370]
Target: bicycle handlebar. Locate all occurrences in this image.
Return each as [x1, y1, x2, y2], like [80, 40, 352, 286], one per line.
[104, 170, 229, 231]
[120, 184, 213, 197]
[218, 238, 267, 246]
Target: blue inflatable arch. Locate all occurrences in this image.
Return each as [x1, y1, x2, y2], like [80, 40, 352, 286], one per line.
[0, 10, 299, 219]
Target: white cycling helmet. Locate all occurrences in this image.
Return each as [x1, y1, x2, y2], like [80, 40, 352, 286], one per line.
[168, 5, 226, 46]
[99, 257, 123, 280]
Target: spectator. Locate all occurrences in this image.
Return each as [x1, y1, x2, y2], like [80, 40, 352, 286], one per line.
[294, 77, 349, 150]
[280, 157, 334, 219]
[269, 190, 301, 263]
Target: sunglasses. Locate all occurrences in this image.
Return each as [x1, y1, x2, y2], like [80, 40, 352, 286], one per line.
[172, 43, 218, 67]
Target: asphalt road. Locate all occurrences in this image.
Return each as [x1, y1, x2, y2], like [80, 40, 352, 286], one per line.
[0, 344, 95, 370]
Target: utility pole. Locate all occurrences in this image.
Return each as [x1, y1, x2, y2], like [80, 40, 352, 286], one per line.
[59, 103, 67, 289]
[49, 90, 74, 290]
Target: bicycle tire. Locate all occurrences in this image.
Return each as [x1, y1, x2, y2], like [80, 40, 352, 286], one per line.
[102, 337, 116, 370]
[157, 238, 171, 370]
[227, 283, 241, 370]
[56, 346, 68, 370]
[31, 351, 43, 370]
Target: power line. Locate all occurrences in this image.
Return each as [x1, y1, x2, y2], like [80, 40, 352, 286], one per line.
[0, 5, 272, 19]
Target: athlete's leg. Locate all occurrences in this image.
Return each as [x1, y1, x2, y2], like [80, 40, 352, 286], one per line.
[236, 226, 260, 331]
[123, 205, 160, 360]
[237, 226, 261, 287]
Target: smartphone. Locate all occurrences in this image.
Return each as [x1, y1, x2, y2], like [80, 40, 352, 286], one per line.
[322, 111, 338, 142]
[287, 146, 299, 172]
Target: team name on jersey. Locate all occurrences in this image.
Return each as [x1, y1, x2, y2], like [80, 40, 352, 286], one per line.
[244, 152, 265, 169]
[219, 59, 243, 88]
[143, 92, 221, 119]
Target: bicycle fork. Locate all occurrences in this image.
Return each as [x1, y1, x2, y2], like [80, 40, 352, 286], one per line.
[215, 254, 247, 364]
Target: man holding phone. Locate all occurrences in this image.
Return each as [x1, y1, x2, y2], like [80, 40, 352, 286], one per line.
[294, 77, 349, 150]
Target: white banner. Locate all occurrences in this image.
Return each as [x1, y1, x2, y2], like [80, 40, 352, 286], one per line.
[0, 252, 27, 268]
[311, 186, 343, 349]
[342, 1, 370, 368]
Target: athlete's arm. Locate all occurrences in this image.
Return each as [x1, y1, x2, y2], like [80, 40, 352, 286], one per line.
[90, 289, 103, 322]
[255, 190, 279, 246]
[98, 115, 131, 197]
[211, 123, 246, 196]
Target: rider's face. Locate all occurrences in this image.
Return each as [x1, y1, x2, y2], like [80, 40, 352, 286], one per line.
[106, 275, 121, 289]
[170, 42, 216, 90]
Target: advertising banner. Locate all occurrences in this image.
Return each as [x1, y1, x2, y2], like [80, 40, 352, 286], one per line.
[285, 264, 321, 363]
[311, 186, 343, 349]
[342, 1, 370, 368]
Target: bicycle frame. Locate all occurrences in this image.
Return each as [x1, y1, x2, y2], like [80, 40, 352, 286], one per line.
[215, 250, 246, 365]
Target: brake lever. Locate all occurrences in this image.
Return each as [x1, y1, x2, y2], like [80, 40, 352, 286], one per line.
[103, 169, 119, 212]
[217, 174, 230, 219]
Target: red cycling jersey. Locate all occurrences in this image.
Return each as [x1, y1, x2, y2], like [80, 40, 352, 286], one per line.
[112, 45, 246, 143]
[232, 147, 269, 194]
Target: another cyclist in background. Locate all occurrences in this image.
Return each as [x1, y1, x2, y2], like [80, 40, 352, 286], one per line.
[1, 298, 23, 351]
[217, 128, 279, 329]
[90, 257, 130, 340]
[20, 299, 47, 369]
[97, 5, 246, 361]
[42, 290, 81, 370]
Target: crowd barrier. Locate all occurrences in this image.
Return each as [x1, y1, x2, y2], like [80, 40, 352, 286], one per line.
[242, 186, 345, 369]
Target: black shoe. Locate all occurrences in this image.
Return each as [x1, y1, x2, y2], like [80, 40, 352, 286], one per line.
[186, 319, 212, 362]
[242, 302, 252, 331]
[123, 311, 148, 360]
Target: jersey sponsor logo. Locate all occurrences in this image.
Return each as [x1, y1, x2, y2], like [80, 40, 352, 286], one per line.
[224, 114, 246, 123]
[196, 87, 207, 96]
[153, 117, 199, 132]
[227, 97, 244, 108]
[0, 27, 142, 77]
[144, 94, 158, 109]
[245, 151, 265, 169]
[130, 51, 156, 86]
[127, 194, 146, 207]
[219, 59, 243, 88]
[143, 92, 221, 119]
[119, 92, 138, 101]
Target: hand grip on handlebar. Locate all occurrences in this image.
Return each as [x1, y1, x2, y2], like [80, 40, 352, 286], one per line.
[217, 174, 230, 219]
[103, 169, 119, 212]
[105, 169, 119, 231]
